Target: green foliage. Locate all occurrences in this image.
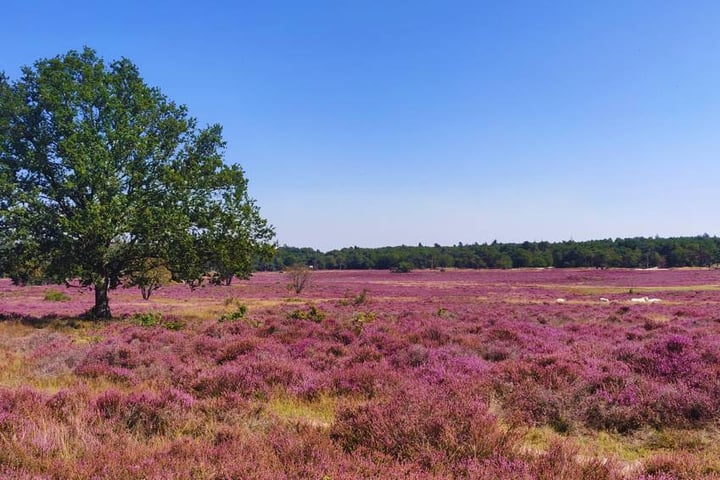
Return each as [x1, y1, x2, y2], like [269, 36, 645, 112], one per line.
[0, 48, 274, 318]
[288, 305, 325, 323]
[391, 261, 413, 273]
[161, 317, 185, 331]
[130, 311, 184, 330]
[258, 235, 720, 272]
[220, 303, 248, 322]
[43, 290, 71, 302]
[351, 311, 376, 334]
[131, 311, 163, 328]
[124, 259, 172, 300]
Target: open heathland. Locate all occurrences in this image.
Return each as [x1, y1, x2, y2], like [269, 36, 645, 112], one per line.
[1, 268, 720, 478]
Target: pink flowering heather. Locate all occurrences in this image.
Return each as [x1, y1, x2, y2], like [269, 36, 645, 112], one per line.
[1, 268, 720, 477]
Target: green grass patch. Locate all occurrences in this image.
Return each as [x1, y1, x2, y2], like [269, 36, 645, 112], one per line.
[268, 395, 335, 428]
[43, 290, 71, 302]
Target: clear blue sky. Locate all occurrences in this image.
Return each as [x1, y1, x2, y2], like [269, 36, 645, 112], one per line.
[3, 1, 720, 251]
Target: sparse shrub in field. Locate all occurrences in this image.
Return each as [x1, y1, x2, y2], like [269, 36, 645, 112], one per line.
[95, 389, 124, 419]
[43, 289, 70, 302]
[418, 325, 450, 346]
[391, 261, 413, 273]
[286, 264, 312, 294]
[338, 288, 369, 306]
[132, 311, 163, 327]
[161, 316, 185, 331]
[288, 305, 325, 323]
[351, 311, 375, 334]
[220, 303, 248, 322]
[130, 311, 184, 330]
[353, 288, 369, 305]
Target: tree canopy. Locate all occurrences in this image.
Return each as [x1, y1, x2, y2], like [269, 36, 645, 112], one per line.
[257, 236, 720, 272]
[0, 48, 274, 318]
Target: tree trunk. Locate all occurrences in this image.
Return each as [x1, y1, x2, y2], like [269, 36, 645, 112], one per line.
[91, 278, 112, 319]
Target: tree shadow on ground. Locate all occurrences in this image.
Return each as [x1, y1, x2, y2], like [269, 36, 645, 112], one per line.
[0, 312, 99, 329]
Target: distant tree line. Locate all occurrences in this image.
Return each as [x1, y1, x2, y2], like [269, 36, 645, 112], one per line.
[256, 236, 720, 271]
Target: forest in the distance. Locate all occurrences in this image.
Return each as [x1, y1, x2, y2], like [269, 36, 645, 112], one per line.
[258, 235, 720, 271]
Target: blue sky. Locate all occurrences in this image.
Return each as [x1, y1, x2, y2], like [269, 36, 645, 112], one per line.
[3, 1, 720, 251]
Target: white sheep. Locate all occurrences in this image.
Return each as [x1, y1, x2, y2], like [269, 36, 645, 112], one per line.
[630, 297, 649, 303]
[556, 298, 566, 304]
[600, 297, 610, 303]
[647, 298, 662, 303]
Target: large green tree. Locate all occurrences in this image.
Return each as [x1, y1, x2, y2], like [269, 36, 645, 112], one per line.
[0, 48, 274, 318]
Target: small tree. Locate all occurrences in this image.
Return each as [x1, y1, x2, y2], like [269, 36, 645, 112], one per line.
[286, 264, 312, 295]
[0, 48, 275, 318]
[125, 258, 173, 300]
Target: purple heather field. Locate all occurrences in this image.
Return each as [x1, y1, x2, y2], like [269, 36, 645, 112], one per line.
[1, 268, 720, 479]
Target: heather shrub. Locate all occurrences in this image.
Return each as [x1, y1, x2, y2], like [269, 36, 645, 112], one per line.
[215, 338, 257, 364]
[491, 358, 582, 429]
[193, 354, 313, 399]
[267, 422, 337, 478]
[219, 303, 248, 322]
[625, 334, 701, 382]
[641, 452, 706, 479]
[330, 360, 398, 398]
[460, 455, 534, 480]
[529, 440, 621, 480]
[415, 325, 450, 347]
[391, 343, 429, 368]
[46, 388, 92, 421]
[94, 388, 194, 437]
[331, 382, 515, 470]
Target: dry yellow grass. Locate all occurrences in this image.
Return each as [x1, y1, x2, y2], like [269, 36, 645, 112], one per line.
[268, 394, 335, 428]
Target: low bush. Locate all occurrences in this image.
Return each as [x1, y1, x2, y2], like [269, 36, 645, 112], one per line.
[220, 304, 248, 322]
[131, 311, 163, 327]
[391, 261, 413, 273]
[288, 305, 325, 323]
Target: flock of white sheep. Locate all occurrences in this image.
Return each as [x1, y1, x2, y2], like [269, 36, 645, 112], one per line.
[555, 296, 661, 304]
